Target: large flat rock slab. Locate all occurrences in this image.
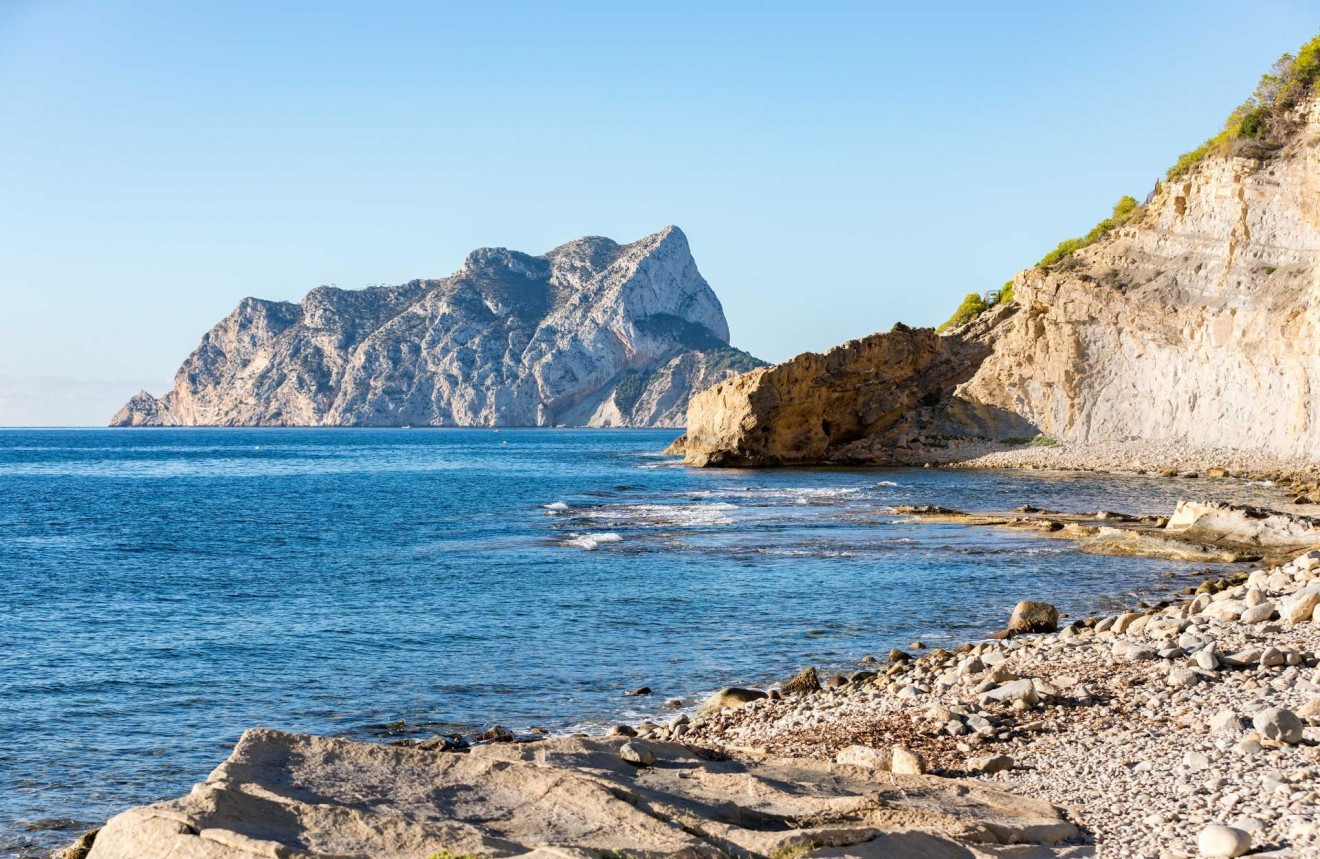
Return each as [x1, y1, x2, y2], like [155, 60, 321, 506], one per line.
[85, 729, 1080, 858]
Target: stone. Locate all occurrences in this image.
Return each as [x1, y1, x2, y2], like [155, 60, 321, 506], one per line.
[890, 746, 927, 775]
[1252, 707, 1304, 744]
[833, 745, 891, 770]
[1008, 600, 1059, 634]
[1297, 698, 1320, 719]
[113, 227, 762, 429]
[1113, 641, 1158, 661]
[1284, 586, 1320, 624]
[1210, 710, 1245, 733]
[981, 679, 1040, 707]
[968, 754, 1014, 774]
[1167, 668, 1200, 688]
[699, 687, 767, 714]
[781, 666, 822, 696]
[624, 686, 652, 696]
[607, 725, 637, 738]
[475, 725, 515, 743]
[619, 741, 656, 767]
[1238, 602, 1275, 624]
[1197, 823, 1251, 857]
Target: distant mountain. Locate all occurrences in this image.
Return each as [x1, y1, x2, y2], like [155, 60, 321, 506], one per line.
[112, 226, 763, 428]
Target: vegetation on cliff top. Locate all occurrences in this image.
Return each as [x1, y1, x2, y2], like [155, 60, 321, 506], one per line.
[937, 32, 1320, 334]
[1167, 33, 1320, 180]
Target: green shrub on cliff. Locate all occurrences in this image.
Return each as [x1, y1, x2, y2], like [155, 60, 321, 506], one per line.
[1037, 195, 1143, 268]
[1167, 33, 1320, 180]
[937, 293, 988, 332]
[998, 279, 1015, 306]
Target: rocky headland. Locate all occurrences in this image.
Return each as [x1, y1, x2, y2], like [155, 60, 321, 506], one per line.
[111, 226, 761, 428]
[677, 45, 1320, 478]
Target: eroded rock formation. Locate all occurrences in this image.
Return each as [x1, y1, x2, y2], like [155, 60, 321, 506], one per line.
[682, 96, 1320, 466]
[84, 729, 1078, 859]
[111, 227, 761, 428]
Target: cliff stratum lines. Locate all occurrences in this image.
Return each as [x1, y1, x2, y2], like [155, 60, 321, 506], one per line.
[112, 226, 762, 428]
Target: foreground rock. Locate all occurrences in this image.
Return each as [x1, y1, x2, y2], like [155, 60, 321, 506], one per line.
[112, 226, 762, 428]
[86, 730, 1079, 858]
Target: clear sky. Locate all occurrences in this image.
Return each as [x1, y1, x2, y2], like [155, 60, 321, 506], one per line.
[1, 0, 1315, 425]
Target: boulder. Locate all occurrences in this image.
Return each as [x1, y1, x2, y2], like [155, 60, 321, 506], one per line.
[1284, 586, 1320, 624]
[890, 746, 927, 775]
[620, 741, 656, 767]
[834, 745, 892, 770]
[698, 687, 767, 714]
[1238, 602, 1275, 624]
[1252, 707, 1304, 744]
[780, 666, 822, 696]
[1197, 824, 1251, 858]
[968, 754, 1014, 774]
[1008, 601, 1059, 634]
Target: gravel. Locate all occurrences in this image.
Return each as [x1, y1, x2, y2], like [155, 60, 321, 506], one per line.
[676, 549, 1320, 857]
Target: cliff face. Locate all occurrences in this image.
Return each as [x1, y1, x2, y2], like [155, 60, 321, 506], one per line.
[683, 98, 1320, 466]
[111, 227, 762, 428]
[959, 99, 1320, 460]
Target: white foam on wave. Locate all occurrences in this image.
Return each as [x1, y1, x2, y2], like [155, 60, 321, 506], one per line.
[543, 501, 569, 513]
[562, 533, 624, 550]
[579, 502, 737, 528]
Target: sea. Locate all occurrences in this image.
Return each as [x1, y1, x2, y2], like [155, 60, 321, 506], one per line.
[0, 428, 1291, 857]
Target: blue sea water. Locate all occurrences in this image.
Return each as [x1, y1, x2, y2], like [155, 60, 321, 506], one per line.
[0, 428, 1289, 856]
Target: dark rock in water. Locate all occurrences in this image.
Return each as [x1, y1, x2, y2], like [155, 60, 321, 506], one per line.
[664, 698, 683, 708]
[58, 829, 97, 859]
[889, 649, 912, 663]
[418, 734, 469, 752]
[860, 654, 877, 664]
[475, 725, 516, 743]
[1008, 601, 1059, 634]
[607, 725, 638, 738]
[849, 671, 877, 684]
[780, 666, 821, 696]
[828, 674, 848, 688]
[624, 686, 652, 696]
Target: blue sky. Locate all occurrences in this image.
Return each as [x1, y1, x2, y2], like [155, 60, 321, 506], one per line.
[0, 0, 1315, 425]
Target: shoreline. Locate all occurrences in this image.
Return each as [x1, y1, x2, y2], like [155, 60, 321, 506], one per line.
[46, 469, 1320, 859]
[67, 546, 1320, 858]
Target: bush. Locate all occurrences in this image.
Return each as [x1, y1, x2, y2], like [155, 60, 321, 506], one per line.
[1166, 33, 1320, 180]
[998, 279, 1015, 305]
[937, 293, 988, 332]
[1036, 195, 1143, 268]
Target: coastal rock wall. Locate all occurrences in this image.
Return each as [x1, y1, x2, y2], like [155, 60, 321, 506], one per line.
[111, 227, 763, 428]
[959, 99, 1320, 460]
[682, 99, 1320, 466]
